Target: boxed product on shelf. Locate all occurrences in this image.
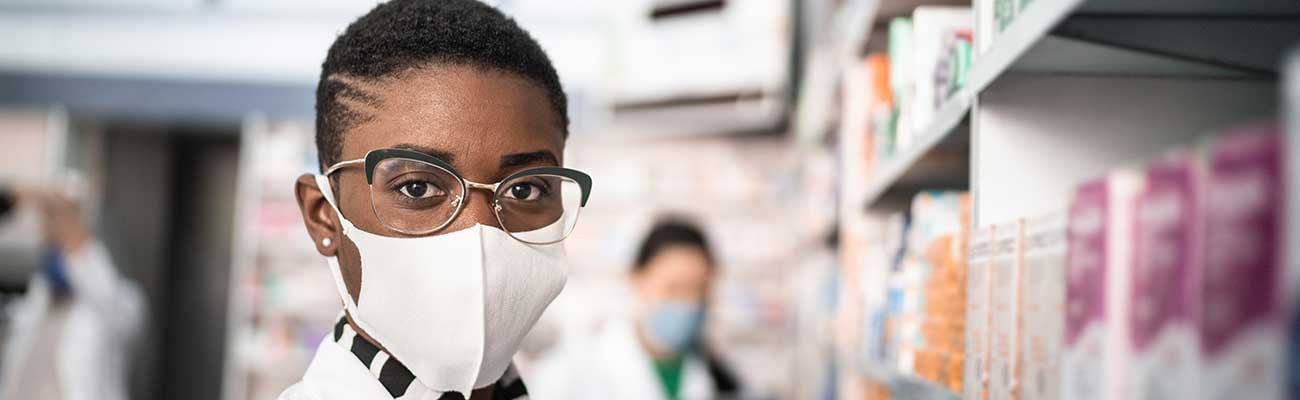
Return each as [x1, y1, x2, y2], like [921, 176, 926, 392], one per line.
[989, 221, 1022, 400]
[994, 0, 1016, 33]
[1201, 127, 1287, 400]
[854, 53, 894, 178]
[1019, 213, 1066, 400]
[977, 0, 1033, 52]
[910, 7, 972, 138]
[876, 213, 910, 371]
[917, 193, 972, 392]
[868, 54, 894, 173]
[942, 30, 974, 99]
[1063, 169, 1143, 400]
[964, 227, 994, 400]
[888, 17, 915, 153]
[1129, 151, 1202, 400]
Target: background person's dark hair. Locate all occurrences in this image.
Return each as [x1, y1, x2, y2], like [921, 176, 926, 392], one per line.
[633, 218, 715, 272]
[315, 0, 569, 171]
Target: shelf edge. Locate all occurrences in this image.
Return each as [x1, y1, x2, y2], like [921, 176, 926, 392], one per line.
[861, 89, 972, 211]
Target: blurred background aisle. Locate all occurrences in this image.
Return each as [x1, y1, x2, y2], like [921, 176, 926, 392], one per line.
[0, 0, 1298, 400]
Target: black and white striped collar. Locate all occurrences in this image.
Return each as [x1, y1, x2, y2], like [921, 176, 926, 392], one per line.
[331, 315, 530, 400]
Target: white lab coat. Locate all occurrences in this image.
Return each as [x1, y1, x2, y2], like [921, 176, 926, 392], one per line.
[0, 242, 145, 400]
[278, 337, 399, 400]
[530, 319, 716, 400]
[279, 336, 532, 400]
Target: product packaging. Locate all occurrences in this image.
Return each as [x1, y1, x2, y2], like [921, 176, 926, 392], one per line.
[909, 7, 971, 137]
[1020, 213, 1066, 400]
[964, 227, 994, 400]
[1063, 169, 1142, 400]
[1129, 151, 1202, 400]
[1201, 128, 1286, 400]
[989, 221, 1022, 400]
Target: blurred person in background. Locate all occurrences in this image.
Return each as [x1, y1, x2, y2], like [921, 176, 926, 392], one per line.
[533, 218, 742, 400]
[0, 186, 146, 400]
[281, 0, 591, 399]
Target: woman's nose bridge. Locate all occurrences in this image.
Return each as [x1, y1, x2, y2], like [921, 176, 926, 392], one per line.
[454, 186, 500, 228]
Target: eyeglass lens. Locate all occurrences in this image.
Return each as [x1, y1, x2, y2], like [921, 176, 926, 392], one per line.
[368, 157, 581, 243]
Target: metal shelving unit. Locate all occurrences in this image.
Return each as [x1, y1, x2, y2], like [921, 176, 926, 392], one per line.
[836, 0, 1299, 398]
[850, 0, 1299, 221]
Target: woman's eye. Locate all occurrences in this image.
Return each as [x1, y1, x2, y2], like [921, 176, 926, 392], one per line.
[397, 182, 441, 199]
[504, 183, 544, 201]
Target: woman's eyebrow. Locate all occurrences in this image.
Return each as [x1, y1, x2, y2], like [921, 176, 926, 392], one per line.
[391, 143, 456, 163]
[500, 151, 559, 169]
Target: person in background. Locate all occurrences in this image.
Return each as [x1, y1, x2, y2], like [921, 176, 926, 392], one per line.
[533, 218, 742, 400]
[281, 0, 591, 399]
[0, 187, 146, 400]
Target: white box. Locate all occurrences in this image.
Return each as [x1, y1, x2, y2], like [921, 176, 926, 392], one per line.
[989, 222, 1022, 400]
[964, 227, 995, 400]
[910, 7, 971, 136]
[1020, 213, 1066, 400]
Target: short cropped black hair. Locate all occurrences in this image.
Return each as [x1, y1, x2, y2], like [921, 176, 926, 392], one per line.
[633, 217, 716, 273]
[315, 0, 568, 171]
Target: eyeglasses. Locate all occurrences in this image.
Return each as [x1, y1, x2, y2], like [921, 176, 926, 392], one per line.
[323, 148, 592, 245]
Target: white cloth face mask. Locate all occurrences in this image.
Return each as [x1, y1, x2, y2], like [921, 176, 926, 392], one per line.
[314, 175, 568, 396]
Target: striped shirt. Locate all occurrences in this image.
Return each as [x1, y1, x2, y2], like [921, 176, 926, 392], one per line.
[331, 316, 530, 400]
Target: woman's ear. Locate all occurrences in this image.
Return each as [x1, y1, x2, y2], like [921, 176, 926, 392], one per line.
[296, 174, 340, 256]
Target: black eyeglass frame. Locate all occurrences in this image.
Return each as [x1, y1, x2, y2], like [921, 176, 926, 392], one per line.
[323, 148, 593, 243]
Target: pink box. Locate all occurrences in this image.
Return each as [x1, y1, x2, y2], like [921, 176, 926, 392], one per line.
[1129, 152, 1202, 400]
[1064, 169, 1143, 400]
[1201, 129, 1286, 400]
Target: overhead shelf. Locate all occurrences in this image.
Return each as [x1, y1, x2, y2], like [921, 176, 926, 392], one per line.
[968, 0, 1300, 94]
[1077, 0, 1300, 16]
[861, 90, 972, 212]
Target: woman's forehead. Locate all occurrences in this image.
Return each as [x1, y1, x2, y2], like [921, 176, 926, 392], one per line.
[339, 65, 565, 175]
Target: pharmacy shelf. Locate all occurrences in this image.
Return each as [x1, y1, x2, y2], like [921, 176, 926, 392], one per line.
[864, 363, 961, 400]
[967, 0, 1298, 94]
[861, 91, 972, 212]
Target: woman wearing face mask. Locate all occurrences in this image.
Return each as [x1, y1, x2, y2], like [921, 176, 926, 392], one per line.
[279, 1, 592, 399]
[532, 219, 742, 400]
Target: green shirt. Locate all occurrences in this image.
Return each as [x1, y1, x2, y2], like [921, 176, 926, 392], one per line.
[651, 354, 686, 400]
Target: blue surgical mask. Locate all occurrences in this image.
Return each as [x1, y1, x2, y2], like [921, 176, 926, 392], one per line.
[643, 300, 705, 354]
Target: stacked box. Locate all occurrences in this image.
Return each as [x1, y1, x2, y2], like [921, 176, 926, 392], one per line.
[1019, 213, 1067, 400]
[964, 227, 995, 400]
[1129, 152, 1202, 400]
[1201, 129, 1286, 400]
[1063, 170, 1143, 400]
[989, 222, 1023, 400]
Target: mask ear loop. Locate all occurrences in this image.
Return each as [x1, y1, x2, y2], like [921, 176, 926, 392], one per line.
[314, 174, 364, 321]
